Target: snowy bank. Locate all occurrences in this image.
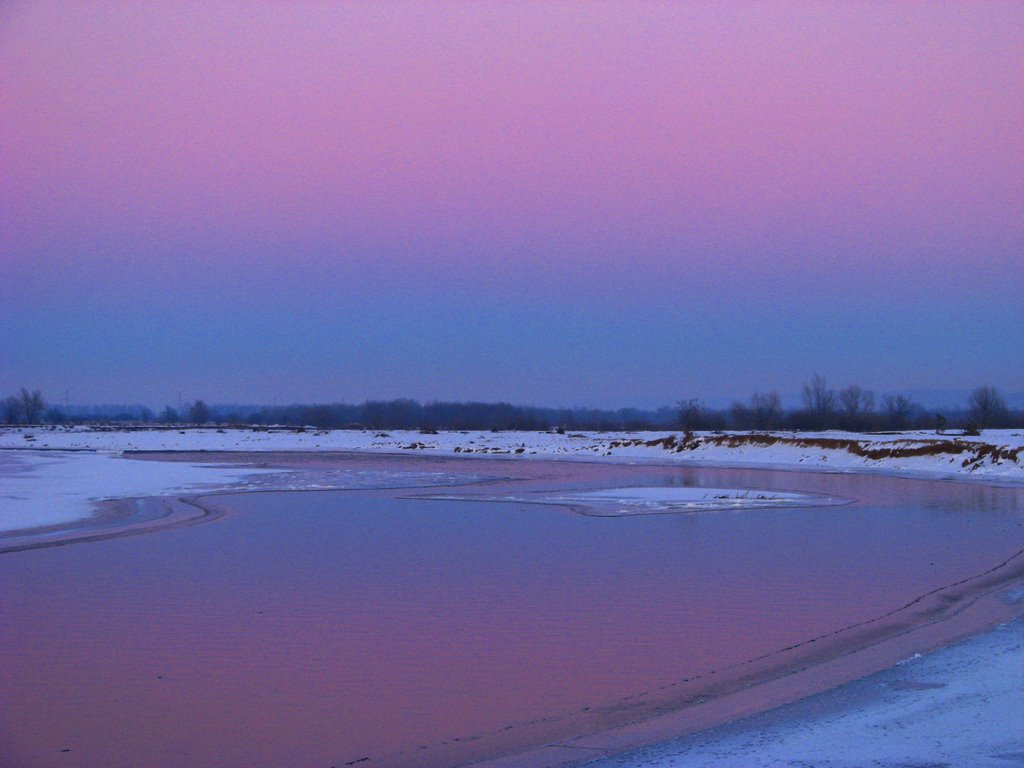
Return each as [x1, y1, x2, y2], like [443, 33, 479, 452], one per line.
[588, 616, 1024, 768]
[0, 451, 278, 533]
[0, 449, 480, 536]
[2, 425, 1022, 481]
[2, 426, 1019, 535]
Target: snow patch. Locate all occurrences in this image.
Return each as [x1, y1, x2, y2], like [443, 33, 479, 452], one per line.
[544, 486, 831, 514]
[0, 451, 478, 534]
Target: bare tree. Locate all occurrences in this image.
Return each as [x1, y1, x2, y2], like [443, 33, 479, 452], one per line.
[731, 391, 784, 430]
[967, 386, 1008, 428]
[2, 396, 25, 424]
[838, 385, 874, 418]
[750, 391, 783, 429]
[802, 374, 835, 415]
[188, 400, 211, 425]
[800, 374, 837, 428]
[19, 389, 44, 423]
[676, 398, 704, 432]
[729, 400, 752, 429]
[881, 394, 915, 430]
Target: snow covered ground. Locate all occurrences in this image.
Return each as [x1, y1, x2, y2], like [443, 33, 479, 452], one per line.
[1, 425, 1020, 535]
[0, 451, 281, 533]
[0, 448, 483, 535]
[2, 425, 1022, 472]
[587, 615, 1024, 768]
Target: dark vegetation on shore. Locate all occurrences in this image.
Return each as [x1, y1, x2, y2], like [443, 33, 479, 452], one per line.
[2, 378, 1020, 433]
[612, 432, 1022, 468]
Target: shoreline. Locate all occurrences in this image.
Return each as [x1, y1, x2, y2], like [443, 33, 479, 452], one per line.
[1, 435, 1023, 766]
[465, 542, 1024, 768]
[1, 425, 1021, 538]
[0, 495, 221, 555]
[585, 614, 1024, 767]
[3, 441, 1020, 545]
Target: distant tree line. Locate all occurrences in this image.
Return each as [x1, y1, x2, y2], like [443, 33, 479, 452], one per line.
[676, 378, 1019, 433]
[1, 388, 46, 424]
[0, 391, 678, 431]
[214, 400, 679, 432]
[2, 380, 1020, 432]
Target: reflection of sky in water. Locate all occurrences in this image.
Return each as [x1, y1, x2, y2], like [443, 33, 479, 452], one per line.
[1, 462, 1022, 768]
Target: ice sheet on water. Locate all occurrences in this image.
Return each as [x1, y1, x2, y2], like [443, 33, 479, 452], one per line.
[223, 468, 484, 493]
[0, 451, 484, 534]
[424, 485, 846, 517]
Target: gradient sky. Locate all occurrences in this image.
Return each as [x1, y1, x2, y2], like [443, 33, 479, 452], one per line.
[2, 1, 1021, 408]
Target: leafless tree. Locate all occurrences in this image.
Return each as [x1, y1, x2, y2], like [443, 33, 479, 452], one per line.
[802, 374, 835, 414]
[2, 396, 25, 424]
[676, 398, 704, 432]
[188, 400, 211, 424]
[729, 401, 752, 429]
[838, 385, 874, 417]
[802, 374, 836, 418]
[18, 389, 44, 423]
[750, 391, 783, 429]
[967, 386, 1008, 428]
[881, 394, 915, 429]
[835, 385, 875, 431]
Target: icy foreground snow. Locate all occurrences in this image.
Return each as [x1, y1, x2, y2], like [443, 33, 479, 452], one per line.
[589, 617, 1024, 768]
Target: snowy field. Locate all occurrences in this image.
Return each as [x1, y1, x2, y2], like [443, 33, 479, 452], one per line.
[1, 425, 1023, 768]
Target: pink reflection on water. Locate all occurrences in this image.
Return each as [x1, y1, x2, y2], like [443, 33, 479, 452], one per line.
[1, 457, 1022, 767]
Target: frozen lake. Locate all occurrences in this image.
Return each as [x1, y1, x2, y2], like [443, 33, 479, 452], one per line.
[1, 455, 1022, 767]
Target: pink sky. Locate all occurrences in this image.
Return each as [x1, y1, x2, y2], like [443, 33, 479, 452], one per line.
[1, 2, 1021, 405]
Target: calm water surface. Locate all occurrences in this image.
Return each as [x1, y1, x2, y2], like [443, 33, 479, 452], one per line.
[1, 458, 1022, 768]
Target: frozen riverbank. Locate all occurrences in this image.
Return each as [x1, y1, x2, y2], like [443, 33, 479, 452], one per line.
[0, 448, 486, 537]
[586, 614, 1024, 768]
[0, 450, 278, 534]
[2, 426, 1020, 535]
